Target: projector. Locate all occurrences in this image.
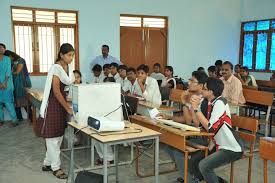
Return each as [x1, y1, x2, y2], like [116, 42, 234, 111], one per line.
[87, 116, 125, 132]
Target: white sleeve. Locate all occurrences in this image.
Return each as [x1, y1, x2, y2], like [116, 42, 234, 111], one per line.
[208, 100, 226, 130]
[143, 79, 161, 106]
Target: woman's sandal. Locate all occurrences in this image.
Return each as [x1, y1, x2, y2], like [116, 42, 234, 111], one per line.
[53, 169, 68, 179]
[42, 165, 52, 172]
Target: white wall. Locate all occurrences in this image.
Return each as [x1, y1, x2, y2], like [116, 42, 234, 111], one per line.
[0, 0, 241, 89]
[241, 0, 275, 80]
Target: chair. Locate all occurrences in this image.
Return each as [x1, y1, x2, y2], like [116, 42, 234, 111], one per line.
[168, 89, 185, 106]
[230, 115, 258, 183]
[243, 88, 274, 136]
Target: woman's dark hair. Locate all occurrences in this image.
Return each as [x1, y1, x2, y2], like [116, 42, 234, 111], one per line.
[0, 43, 6, 49]
[192, 71, 208, 84]
[165, 66, 174, 76]
[4, 50, 21, 61]
[103, 77, 116, 83]
[241, 66, 249, 73]
[73, 70, 82, 83]
[127, 67, 136, 74]
[208, 65, 216, 72]
[92, 64, 102, 72]
[206, 77, 224, 97]
[235, 64, 241, 69]
[56, 43, 74, 63]
[137, 64, 149, 73]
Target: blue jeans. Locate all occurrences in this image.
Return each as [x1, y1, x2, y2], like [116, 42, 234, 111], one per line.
[0, 102, 17, 122]
[199, 149, 243, 183]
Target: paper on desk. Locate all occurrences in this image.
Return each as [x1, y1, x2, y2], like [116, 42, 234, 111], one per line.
[149, 108, 160, 119]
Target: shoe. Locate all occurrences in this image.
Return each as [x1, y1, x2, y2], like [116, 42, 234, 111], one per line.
[96, 159, 114, 165]
[176, 177, 184, 183]
[42, 165, 52, 172]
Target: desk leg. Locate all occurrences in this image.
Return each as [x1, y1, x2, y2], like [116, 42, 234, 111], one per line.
[131, 142, 134, 162]
[264, 159, 268, 183]
[155, 137, 159, 183]
[91, 138, 95, 168]
[103, 144, 108, 183]
[68, 126, 75, 183]
[114, 145, 119, 183]
[184, 152, 189, 183]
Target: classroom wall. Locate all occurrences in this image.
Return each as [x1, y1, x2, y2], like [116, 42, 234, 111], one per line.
[0, 0, 241, 89]
[241, 0, 275, 80]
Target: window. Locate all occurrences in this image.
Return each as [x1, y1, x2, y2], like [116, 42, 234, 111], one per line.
[240, 19, 275, 72]
[11, 6, 79, 75]
[120, 15, 167, 28]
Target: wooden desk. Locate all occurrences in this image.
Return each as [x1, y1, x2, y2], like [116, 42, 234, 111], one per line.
[259, 137, 275, 183]
[68, 121, 161, 183]
[257, 80, 275, 88]
[138, 101, 180, 117]
[130, 115, 213, 183]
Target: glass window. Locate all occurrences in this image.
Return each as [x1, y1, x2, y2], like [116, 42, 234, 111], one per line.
[243, 34, 254, 69]
[255, 33, 268, 70]
[243, 22, 256, 31]
[270, 33, 275, 70]
[257, 20, 270, 30]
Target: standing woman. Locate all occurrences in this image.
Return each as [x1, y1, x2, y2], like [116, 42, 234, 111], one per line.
[5, 50, 32, 121]
[38, 43, 75, 179]
[0, 44, 17, 127]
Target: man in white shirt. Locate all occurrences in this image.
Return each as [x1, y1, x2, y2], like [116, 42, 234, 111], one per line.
[91, 64, 104, 83]
[110, 62, 120, 82]
[117, 65, 131, 92]
[90, 45, 121, 69]
[137, 64, 161, 106]
[126, 67, 142, 96]
[150, 63, 165, 86]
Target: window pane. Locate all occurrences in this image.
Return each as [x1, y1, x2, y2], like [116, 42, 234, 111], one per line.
[143, 18, 166, 28]
[257, 20, 270, 30]
[256, 33, 268, 70]
[36, 10, 55, 23]
[38, 27, 55, 72]
[243, 22, 255, 31]
[120, 16, 142, 27]
[14, 26, 33, 72]
[60, 27, 75, 70]
[272, 20, 275, 29]
[12, 9, 33, 22]
[57, 12, 76, 24]
[270, 33, 275, 70]
[243, 34, 254, 69]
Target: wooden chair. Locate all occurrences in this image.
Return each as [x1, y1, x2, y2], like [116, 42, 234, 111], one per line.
[230, 115, 258, 183]
[166, 89, 185, 112]
[242, 85, 258, 90]
[243, 88, 273, 136]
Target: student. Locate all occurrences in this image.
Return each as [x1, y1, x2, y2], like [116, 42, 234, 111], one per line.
[110, 62, 120, 82]
[158, 71, 208, 183]
[103, 77, 116, 83]
[126, 67, 142, 96]
[270, 71, 275, 81]
[137, 64, 161, 106]
[190, 77, 243, 183]
[4, 50, 32, 122]
[103, 64, 112, 78]
[220, 61, 245, 104]
[207, 65, 217, 78]
[197, 67, 205, 72]
[89, 45, 120, 69]
[91, 64, 104, 83]
[234, 64, 241, 79]
[38, 43, 75, 179]
[0, 43, 17, 127]
[73, 70, 82, 84]
[117, 65, 131, 92]
[215, 60, 223, 78]
[240, 66, 257, 87]
[161, 66, 176, 89]
[150, 63, 165, 85]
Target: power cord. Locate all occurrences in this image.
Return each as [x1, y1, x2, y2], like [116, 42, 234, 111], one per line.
[103, 104, 122, 117]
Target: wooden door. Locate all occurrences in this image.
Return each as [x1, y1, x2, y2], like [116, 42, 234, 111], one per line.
[120, 27, 144, 69]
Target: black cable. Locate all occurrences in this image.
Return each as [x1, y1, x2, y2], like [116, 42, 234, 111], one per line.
[103, 104, 122, 117]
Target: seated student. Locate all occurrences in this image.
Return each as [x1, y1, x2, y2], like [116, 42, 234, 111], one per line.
[150, 63, 165, 85]
[240, 66, 257, 87]
[190, 77, 243, 183]
[103, 76, 116, 83]
[215, 60, 223, 78]
[126, 67, 143, 96]
[103, 64, 112, 79]
[161, 66, 176, 89]
[207, 65, 217, 78]
[91, 64, 104, 83]
[158, 71, 209, 183]
[137, 64, 161, 106]
[197, 67, 205, 72]
[220, 61, 245, 104]
[234, 64, 241, 79]
[117, 65, 131, 92]
[110, 62, 120, 82]
[270, 71, 275, 81]
[73, 70, 82, 84]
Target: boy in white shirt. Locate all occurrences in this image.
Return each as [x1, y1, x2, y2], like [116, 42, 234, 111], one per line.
[137, 64, 161, 106]
[126, 67, 142, 96]
[91, 64, 104, 83]
[117, 65, 131, 92]
[150, 63, 165, 86]
[103, 64, 112, 79]
[110, 62, 120, 82]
